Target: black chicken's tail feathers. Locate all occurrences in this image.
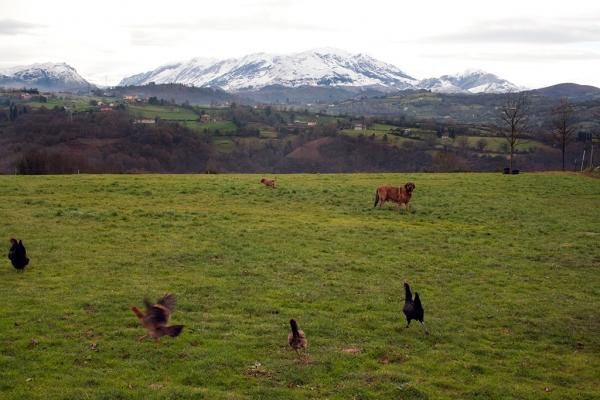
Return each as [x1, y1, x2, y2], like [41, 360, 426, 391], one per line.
[157, 325, 185, 338]
[414, 292, 423, 312]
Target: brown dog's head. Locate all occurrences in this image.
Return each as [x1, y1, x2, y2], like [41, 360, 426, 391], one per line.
[405, 182, 415, 194]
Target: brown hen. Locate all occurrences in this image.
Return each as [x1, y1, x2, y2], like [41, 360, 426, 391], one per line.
[130, 293, 184, 348]
[288, 318, 307, 358]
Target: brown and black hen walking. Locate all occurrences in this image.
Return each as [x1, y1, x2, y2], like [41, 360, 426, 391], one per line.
[8, 238, 29, 272]
[288, 318, 307, 358]
[130, 293, 184, 348]
[403, 280, 429, 334]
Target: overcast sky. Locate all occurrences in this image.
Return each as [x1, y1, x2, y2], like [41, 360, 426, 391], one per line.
[1, 0, 599, 88]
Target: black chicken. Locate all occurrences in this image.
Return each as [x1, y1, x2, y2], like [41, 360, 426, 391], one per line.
[8, 238, 29, 272]
[403, 280, 429, 334]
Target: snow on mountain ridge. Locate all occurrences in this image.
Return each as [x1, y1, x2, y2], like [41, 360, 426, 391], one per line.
[418, 69, 520, 94]
[0, 62, 90, 91]
[118, 49, 419, 91]
[119, 49, 520, 95]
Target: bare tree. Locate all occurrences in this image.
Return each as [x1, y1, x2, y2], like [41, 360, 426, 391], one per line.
[476, 138, 488, 151]
[492, 93, 535, 173]
[433, 150, 461, 172]
[456, 136, 470, 155]
[545, 98, 579, 171]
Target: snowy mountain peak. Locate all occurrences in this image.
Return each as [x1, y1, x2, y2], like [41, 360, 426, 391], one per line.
[118, 48, 419, 91]
[418, 69, 519, 94]
[0, 62, 90, 91]
[118, 48, 521, 95]
[309, 47, 352, 57]
[453, 68, 486, 77]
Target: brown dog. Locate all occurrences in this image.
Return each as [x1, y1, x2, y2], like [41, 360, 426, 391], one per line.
[261, 178, 276, 188]
[374, 182, 415, 211]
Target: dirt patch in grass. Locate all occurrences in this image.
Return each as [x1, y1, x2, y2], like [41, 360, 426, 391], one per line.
[341, 347, 363, 354]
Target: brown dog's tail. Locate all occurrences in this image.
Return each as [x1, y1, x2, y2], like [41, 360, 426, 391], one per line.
[374, 191, 380, 207]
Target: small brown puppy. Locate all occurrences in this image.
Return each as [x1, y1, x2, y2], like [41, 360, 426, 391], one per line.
[374, 182, 415, 211]
[261, 178, 276, 188]
[288, 318, 307, 358]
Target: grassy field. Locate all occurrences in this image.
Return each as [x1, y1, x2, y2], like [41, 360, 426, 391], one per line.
[212, 136, 237, 152]
[201, 121, 238, 132]
[128, 104, 198, 121]
[182, 121, 238, 134]
[26, 96, 94, 112]
[341, 130, 414, 146]
[1, 173, 599, 399]
[446, 136, 554, 153]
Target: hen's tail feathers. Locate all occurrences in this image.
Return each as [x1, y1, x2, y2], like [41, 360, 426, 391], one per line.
[158, 325, 185, 338]
[290, 319, 301, 338]
[374, 192, 380, 207]
[414, 293, 424, 313]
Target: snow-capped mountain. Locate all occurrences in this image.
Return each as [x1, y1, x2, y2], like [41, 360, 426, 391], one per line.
[0, 62, 91, 91]
[417, 69, 520, 94]
[119, 48, 419, 92]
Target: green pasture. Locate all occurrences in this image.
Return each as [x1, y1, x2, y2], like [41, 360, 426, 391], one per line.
[25, 97, 94, 112]
[182, 121, 201, 131]
[247, 123, 278, 138]
[448, 136, 554, 153]
[128, 104, 198, 121]
[201, 121, 238, 132]
[370, 123, 397, 131]
[341, 130, 416, 146]
[1, 173, 599, 399]
[212, 136, 237, 152]
[183, 121, 239, 135]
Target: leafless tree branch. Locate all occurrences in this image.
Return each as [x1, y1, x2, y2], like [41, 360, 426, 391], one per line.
[491, 92, 535, 173]
[545, 97, 579, 171]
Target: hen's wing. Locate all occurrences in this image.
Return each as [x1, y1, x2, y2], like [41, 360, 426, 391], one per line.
[156, 293, 178, 314]
[143, 293, 178, 326]
[142, 296, 169, 326]
[403, 301, 414, 319]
